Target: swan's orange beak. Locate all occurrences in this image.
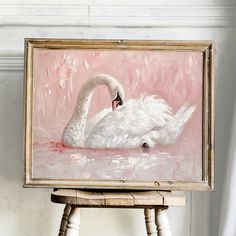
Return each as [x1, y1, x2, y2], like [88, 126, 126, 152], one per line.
[112, 92, 123, 111]
[112, 100, 120, 111]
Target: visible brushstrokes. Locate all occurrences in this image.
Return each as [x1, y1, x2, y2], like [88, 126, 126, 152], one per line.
[32, 49, 203, 182]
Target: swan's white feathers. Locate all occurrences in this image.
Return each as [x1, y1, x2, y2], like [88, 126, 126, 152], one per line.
[86, 96, 175, 148]
[140, 103, 197, 147]
[62, 74, 196, 148]
[62, 74, 124, 147]
[84, 107, 111, 139]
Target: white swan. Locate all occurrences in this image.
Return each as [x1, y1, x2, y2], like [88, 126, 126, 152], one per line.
[62, 74, 196, 148]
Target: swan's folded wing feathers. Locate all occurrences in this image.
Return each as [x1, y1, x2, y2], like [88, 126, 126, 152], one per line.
[86, 96, 173, 147]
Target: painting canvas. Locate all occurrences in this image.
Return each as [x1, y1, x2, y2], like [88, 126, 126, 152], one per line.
[24, 39, 214, 190]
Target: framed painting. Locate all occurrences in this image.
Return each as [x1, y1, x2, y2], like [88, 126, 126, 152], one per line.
[24, 39, 215, 190]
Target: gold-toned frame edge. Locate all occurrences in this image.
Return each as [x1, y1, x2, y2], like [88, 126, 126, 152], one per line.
[208, 42, 215, 190]
[24, 38, 34, 186]
[24, 180, 212, 191]
[24, 38, 215, 191]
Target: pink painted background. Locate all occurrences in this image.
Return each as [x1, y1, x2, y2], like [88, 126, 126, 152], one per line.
[32, 49, 203, 182]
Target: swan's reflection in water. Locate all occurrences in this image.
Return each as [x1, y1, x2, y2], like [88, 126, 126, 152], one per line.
[33, 142, 198, 181]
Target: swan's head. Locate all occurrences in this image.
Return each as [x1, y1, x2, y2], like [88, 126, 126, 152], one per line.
[110, 85, 125, 110]
[112, 92, 124, 110]
[106, 76, 125, 110]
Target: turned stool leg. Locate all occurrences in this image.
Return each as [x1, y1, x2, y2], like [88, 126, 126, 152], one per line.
[155, 208, 172, 236]
[144, 208, 157, 236]
[59, 205, 71, 236]
[65, 207, 80, 236]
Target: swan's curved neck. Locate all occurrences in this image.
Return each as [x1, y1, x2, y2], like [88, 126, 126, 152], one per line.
[63, 74, 116, 147]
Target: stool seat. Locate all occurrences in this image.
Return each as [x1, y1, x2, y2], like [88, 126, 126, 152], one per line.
[51, 189, 186, 236]
[51, 189, 185, 208]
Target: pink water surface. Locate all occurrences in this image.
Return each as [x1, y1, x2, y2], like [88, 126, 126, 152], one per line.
[33, 142, 201, 181]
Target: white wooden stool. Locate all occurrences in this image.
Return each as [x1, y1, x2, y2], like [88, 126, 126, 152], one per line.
[51, 189, 185, 236]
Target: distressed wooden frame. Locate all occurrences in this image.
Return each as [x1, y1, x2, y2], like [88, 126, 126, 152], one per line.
[24, 39, 215, 190]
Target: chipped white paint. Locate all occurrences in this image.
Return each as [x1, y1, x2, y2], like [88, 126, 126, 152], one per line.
[65, 207, 81, 236]
[155, 209, 172, 236]
[59, 205, 71, 236]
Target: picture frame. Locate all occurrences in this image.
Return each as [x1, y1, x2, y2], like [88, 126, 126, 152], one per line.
[24, 38, 215, 190]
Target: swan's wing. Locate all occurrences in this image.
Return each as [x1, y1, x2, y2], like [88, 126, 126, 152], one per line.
[118, 96, 173, 135]
[141, 104, 197, 147]
[84, 107, 112, 139]
[86, 96, 173, 148]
